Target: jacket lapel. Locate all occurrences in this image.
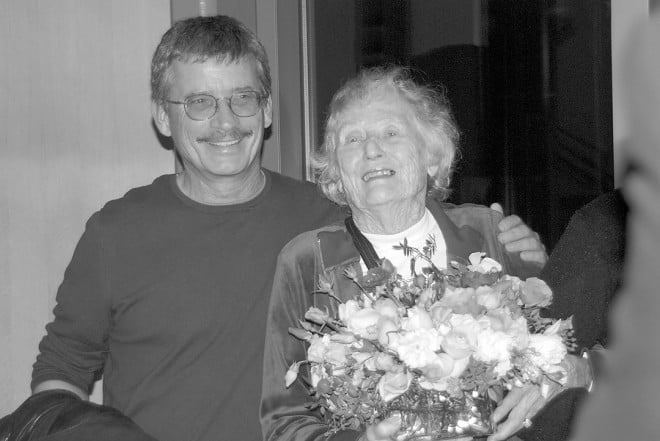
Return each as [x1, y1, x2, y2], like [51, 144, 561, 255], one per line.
[427, 199, 484, 265]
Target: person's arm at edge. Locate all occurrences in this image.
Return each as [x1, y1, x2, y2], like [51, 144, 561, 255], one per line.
[32, 380, 89, 400]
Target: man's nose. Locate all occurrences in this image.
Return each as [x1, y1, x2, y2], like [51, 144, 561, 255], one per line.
[210, 98, 238, 128]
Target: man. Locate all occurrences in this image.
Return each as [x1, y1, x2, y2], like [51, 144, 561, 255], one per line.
[30, 15, 345, 441]
[27, 15, 547, 441]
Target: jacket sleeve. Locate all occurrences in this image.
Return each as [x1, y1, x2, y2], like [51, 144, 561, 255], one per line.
[260, 240, 361, 441]
[540, 207, 622, 348]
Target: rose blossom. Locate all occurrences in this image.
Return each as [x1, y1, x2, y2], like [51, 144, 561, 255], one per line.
[482, 310, 530, 349]
[467, 252, 502, 273]
[307, 334, 348, 367]
[475, 285, 503, 310]
[402, 306, 434, 331]
[309, 363, 328, 388]
[527, 322, 567, 370]
[437, 287, 481, 315]
[377, 317, 399, 347]
[520, 277, 553, 307]
[377, 369, 413, 401]
[474, 328, 513, 364]
[373, 298, 400, 322]
[389, 328, 443, 369]
[441, 314, 480, 359]
[419, 353, 471, 391]
[373, 352, 397, 371]
[339, 300, 382, 339]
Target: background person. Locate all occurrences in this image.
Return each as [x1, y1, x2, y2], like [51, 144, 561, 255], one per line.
[567, 15, 660, 441]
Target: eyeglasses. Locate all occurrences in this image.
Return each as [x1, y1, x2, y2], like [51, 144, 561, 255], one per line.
[166, 91, 264, 120]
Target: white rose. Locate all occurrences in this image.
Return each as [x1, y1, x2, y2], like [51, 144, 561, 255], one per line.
[389, 328, 443, 369]
[307, 335, 328, 363]
[402, 306, 434, 331]
[475, 285, 502, 310]
[306, 334, 348, 367]
[377, 317, 399, 347]
[481, 312, 529, 349]
[442, 314, 480, 359]
[374, 352, 397, 371]
[310, 364, 327, 388]
[527, 333, 567, 370]
[344, 307, 382, 340]
[377, 369, 413, 402]
[468, 252, 502, 273]
[373, 298, 401, 322]
[475, 328, 513, 364]
[520, 277, 553, 307]
[437, 286, 481, 315]
[419, 354, 471, 391]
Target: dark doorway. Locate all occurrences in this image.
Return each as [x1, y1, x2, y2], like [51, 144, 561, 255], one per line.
[308, 0, 613, 250]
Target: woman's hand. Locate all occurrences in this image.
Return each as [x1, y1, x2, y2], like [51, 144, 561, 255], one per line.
[487, 354, 593, 440]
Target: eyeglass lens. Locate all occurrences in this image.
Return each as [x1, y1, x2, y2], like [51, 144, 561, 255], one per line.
[185, 92, 260, 120]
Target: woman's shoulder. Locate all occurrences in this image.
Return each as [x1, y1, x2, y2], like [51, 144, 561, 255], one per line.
[278, 222, 346, 259]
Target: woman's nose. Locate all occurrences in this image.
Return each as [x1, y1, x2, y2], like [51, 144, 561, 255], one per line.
[363, 137, 384, 159]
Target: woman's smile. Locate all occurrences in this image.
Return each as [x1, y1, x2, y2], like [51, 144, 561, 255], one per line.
[362, 169, 396, 182]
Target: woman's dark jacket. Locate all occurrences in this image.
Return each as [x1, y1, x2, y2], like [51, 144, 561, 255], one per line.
[260, 199, 542, 441]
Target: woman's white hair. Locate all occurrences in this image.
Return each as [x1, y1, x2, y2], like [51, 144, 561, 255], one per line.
[312, 65, 460, 206]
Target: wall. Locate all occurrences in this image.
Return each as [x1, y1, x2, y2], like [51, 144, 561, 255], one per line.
[0, 0, 173, 414]
[611, 0, 650, 185]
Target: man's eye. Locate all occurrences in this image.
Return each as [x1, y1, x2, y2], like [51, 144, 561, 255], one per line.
[386, 130, 398, 137]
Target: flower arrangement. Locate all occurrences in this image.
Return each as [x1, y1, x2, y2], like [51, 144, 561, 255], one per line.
[286, 239, 574, 440]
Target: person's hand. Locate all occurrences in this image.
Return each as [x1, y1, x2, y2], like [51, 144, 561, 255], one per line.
[487, 354, 593, 441]
[488, 383, 547, 441]
[490, 203, 548, 268]
[363, 414, 401, 441]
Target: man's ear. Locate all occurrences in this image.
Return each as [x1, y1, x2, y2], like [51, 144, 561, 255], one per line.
[263, 95, 273, 129]
[151, 101, 171, 137]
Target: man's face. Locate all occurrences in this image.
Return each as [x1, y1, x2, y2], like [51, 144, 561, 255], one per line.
[153, 57, 272, 182]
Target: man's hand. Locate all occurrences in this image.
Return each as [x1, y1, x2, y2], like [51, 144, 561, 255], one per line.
[490, 203, 548, 268]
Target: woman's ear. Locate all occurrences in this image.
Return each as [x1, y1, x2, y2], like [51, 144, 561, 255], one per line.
[151, 101, 172, 137]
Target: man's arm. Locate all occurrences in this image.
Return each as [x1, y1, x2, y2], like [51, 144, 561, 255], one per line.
[32, 379, 89, 400]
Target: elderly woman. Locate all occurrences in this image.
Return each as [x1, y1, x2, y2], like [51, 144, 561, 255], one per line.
[260, 66, 586, 441]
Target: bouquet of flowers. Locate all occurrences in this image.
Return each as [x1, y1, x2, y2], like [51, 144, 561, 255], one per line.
[285, 239, 575, 440]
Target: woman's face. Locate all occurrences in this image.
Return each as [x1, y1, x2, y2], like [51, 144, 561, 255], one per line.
[334, 91, 436, 213]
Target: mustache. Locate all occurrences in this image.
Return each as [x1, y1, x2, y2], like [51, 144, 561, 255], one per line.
[196, 130, 253, 143]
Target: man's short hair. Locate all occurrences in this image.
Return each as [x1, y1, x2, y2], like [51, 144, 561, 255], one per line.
[150, 15, 271, 104]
